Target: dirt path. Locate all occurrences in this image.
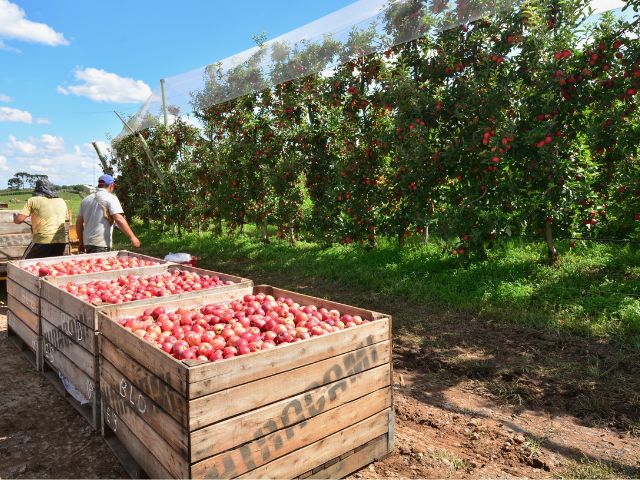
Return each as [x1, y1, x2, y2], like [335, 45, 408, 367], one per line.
[1, 276, 639, 479]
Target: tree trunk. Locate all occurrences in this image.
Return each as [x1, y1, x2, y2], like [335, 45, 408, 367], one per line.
[423, 225, 429, 244]
[397, 231, 405, 247]
[262, 217, 270, 243]
[215, 216, 222, 236]
[289, 226, 296, 246]
[545, 222, 558, 262]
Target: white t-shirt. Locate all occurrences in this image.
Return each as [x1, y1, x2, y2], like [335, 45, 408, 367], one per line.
[78, 189, 124, 248]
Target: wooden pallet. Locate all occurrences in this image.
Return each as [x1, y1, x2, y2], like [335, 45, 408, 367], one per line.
[39, 265, 252, 431]
[98, 285, 394, 479]
[7, 311, 42, 370]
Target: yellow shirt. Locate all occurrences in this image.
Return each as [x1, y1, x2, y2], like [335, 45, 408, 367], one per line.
[19, 197, 68, 244]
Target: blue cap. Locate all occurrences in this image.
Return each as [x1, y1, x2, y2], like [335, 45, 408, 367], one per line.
[98, 174, 115, 185]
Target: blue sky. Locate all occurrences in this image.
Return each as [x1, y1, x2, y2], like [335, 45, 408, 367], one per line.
[0, 0, 625, 188]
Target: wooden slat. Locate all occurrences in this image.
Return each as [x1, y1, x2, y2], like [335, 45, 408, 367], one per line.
[7, 279, 39, 313]
[99, 317, 187, 395]
[191, 388, 391, 478]
[0, 233, 32, 247]
[190, 363, 391, 462]
[101, 382, 189, 479]
[45, 263, 170, 287]
[189, 340, 391, 430]
[188, 318, 390, 395]
[7, 310, 39, 353]
[41, 299, 96, 354]
[41, 318, 96, 379]
[13, 250, 169, 271]
[237, 409, 391, 479]
[100, 337, 188, 425]
[0, 245, 30, 260]
[42, 336, 97, 403]
[0, 223, 31, 234]
[100, 358, 188, 457]
[7, 263, 40, 295]
[308, 433, 391, 479]
[7, 293, 39, 332]
[102, 401, 175, 480]
[40, 280, 97, 328]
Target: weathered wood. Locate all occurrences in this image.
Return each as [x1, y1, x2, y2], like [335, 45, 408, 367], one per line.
[191, 388, 391, 478]
[0, 222, 31, 234]
[7, 310, 41, 370]
[7, 262, 40, 296]
[237, 409, 391, 479]
[308, 433, 391, 479]
[190, 363, 391, 462]
[99, 316, 187, 394]
[188, 318, 390, 396]
[0, 233, 32, 247]
[101, 382, 189, 479]
[100, 358, 188, 458]
[7, 279, 39, 313]
[41, 299, 96, 354]
[100, 337, 188, 426]
[0, 245, 31, 260]
[102, 402, 175, 480]
[7, 293, 38, 332]
[41, 318, 97, 379]
[189, 340, 391, 430]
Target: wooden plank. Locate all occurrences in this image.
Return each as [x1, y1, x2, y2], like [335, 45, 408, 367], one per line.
[191, 388, 391, 478]
[40, 279, 97, 328]
[41, 318, 97, 379]
[256, 285, 388, 320]
[99, 317, 187, 395]
[6, 279, 39, 313]
[0, 233, 32, 247]
[42, 336, 97, 404]
[237, 409, 391, 479]
[308, 433, 391, 479]
[0, 223, 31, 234]
[0, 245, 30, 260]
[101, 382, 189, 479]
[102, 402, 174, 480]
[7, 262, 40, 295]
[12, 250, 169, 271]
[43, 369, 98, 430]
[190, 363, 391, 462]
[41, 299, 96, 354]
[7, 293, 39, 332]
[100, 358, 188, 458]
[100, 337, 188, 426]
[189, 340, 391, 430]
[188, 318, 391, 395]
[6, 310, 39, 354]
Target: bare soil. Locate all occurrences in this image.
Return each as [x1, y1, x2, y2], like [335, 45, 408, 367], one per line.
[1, 275, 639, 479]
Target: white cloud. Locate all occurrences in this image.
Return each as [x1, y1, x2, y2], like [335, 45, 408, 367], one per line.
[41, 134, 64, 151]
[0, 106, 33, 123]
[7, 135, 37, 154]
[0, 0, 68, 47]
[0, 93, 13, 102]
[35, 117, 50, 125]
[1, 135, 103, 187]
[0, 39, 21, 53]
[57, 67, 151, 103]
[591, 0, 624, 13]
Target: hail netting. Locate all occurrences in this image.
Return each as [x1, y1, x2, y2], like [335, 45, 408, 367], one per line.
[116, 0, 517, 138]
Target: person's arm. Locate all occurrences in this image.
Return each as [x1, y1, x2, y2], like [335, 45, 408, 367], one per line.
[112, 213, 140, 248]
[13, 213, 28, 224]
[76, 215, 85, 252]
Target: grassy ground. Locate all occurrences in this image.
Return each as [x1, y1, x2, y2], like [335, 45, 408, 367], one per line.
[0, 190, 84, 221]
[117, 223, 640, 348]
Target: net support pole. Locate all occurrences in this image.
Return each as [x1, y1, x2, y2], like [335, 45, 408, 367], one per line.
[91, 141, 110, 174]
[160, 78, 168, 127]
[114, 111, 165, 185]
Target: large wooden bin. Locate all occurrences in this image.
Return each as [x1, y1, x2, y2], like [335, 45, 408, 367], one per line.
[38, 264, 252, 430]
[6, 250, 168, 371]
[98, 285, 394, 479]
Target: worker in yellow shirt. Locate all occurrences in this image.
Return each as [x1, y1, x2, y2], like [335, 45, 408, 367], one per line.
[13, 179, 69, 259]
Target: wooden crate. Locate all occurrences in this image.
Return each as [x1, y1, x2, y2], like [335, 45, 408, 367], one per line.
[7, 310, 42, 370]
[98, 285, 394, 479]
[39, 265, 252, 430]
[5, 251, 170, 372]
[0, 210, 32, 277]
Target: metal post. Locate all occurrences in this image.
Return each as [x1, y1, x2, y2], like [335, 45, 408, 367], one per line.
[160, 78, 168, 126]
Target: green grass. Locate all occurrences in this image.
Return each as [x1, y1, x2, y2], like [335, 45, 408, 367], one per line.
[0, 190, 84, 220]
[116, 223, 640, 347]
[562, 457, 640, 479]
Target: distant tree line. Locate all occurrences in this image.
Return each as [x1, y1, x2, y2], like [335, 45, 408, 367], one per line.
[6, 172, 90, 195]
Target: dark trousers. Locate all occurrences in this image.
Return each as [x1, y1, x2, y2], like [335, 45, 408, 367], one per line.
[24, 243, 67, 259]
[85, 245, 111, 253]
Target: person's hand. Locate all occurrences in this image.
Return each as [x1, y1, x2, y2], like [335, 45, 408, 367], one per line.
[131, 236, 141, 248]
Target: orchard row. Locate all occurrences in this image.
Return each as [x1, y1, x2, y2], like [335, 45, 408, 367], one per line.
[112, 0, 640, 259]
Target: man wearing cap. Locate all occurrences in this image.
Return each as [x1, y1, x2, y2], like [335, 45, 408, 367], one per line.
[13, 178, 69, 259]
[76, 174, 140, 253]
